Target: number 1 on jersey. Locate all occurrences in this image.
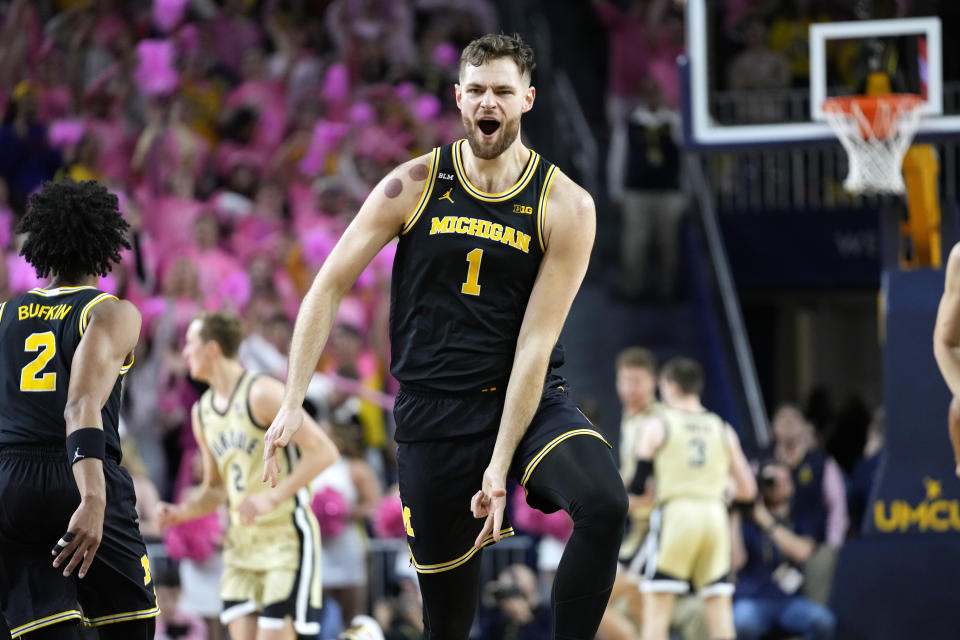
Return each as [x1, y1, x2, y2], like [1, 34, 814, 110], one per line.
[461, 248, 484, 296]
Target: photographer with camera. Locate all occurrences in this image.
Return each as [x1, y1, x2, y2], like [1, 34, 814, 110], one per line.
[731, 460, 836, 640]
[477, 564, 551, 640]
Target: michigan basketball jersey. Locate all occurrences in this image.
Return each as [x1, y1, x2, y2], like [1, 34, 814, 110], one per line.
[389, 139, 560, 409]
[196, 371, 319, 572]
[0, 286, 131, 459]
[653, 406, 730, 504]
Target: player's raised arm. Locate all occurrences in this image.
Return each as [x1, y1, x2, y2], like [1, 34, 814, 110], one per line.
[243, 376, 339, 517]
[472, 171, 596, 546]
[155, 402, 228, 529]
[55, 299, 141, 579]
[263, 153, 433, 483]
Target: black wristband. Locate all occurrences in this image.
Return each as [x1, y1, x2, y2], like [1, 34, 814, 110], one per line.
[628, 459, 654, 495]
[731, 499, 755, 515]
[66, 428, 105, 465]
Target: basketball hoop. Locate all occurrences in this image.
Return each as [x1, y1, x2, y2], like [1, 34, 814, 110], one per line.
[822, 94, 923, 194]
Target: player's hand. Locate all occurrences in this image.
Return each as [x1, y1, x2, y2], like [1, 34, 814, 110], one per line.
[238, 491, 278, 525]
[263, 405, 303, 487]
[471, 467, 508, 549]
[52, 496, 104, 579]
[154, 501, 182, 530]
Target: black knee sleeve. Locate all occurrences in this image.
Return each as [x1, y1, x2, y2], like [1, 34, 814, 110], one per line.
[524, 435, 628, 640]
[417, 555, 483, 640]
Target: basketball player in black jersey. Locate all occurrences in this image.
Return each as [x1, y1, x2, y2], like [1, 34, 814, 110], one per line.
[263, 34, 627, 639]
[0, 180, 157, 639]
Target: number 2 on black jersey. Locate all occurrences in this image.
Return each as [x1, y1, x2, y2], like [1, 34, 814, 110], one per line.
[461, 248, 483, 296]
[20, 331, 57, 392]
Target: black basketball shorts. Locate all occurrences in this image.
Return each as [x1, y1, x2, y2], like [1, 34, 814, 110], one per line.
[0, 446, 159, 637]
[394, 378, 610, 574]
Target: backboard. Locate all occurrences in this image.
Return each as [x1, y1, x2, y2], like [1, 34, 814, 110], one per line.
[683, 0, 960, 148]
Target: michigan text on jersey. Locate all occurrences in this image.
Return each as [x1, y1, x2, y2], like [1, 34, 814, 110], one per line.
[429, 216, 531, 253]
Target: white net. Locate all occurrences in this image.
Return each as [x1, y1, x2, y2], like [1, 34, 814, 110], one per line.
[822, 95, 922, 194]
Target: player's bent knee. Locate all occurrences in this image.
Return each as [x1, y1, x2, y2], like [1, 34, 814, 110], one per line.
[577, 483, 628, 531]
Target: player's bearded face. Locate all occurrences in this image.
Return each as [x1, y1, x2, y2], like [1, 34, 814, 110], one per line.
[457, 59, 532, 160]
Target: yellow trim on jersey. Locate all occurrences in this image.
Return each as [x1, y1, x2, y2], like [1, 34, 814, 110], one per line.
[401, 148, 441, 235]
[10, 610, 84, 637]
[78, 292, 118, 337]
[410, 527, 515, 574]
[521, 429, 611, 487]
[536, 165, 558, 252]
[83, 603, 161, 627]
[28, 286, 98, 297]
[453, 139, 540, 202]
[119, 352, 135, 376]
[0, 301, 5, 325]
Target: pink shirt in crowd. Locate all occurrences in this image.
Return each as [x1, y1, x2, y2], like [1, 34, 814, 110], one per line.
[594, 1, 650, 98]
[822, 456, 849, 546]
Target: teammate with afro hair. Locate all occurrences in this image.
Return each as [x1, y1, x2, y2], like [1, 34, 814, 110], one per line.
[17, 179, 130, 283]
[0, 179, 157, 638]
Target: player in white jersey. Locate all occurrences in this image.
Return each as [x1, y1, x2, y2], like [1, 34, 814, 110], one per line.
[156, 311, 339, 640]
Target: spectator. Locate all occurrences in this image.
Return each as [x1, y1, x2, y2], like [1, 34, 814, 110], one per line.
[120, 436, 164, 542]
[593, 0, 654, 204]
[772, 404, 849, 547]
[373, 577, 424, 640]
[477, 565, 551, 640]
[313, 418, 384, 624]
[618, 77, 684, 301]
[731, 460, 837, 640]
[768, 0, 830, 86]
[155, 560, 208, 640]
[726, 18, 791, 123]
[0, 83, 62, 213]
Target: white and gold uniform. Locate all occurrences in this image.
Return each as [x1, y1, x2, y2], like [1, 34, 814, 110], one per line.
[642, 406, 732, 596]
[198, 372, 322, 634]
[619, 402, 663, 569]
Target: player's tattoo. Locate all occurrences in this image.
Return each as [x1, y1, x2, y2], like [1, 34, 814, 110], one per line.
[409, 163, 428, 181]
[385, 178, 403, 198]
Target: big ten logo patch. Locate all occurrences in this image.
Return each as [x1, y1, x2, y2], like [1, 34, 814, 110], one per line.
[512, 204, 533, 215]
[873, 477, 960, 533]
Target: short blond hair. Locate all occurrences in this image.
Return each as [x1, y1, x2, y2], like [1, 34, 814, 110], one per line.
[196, 310, 245, 359]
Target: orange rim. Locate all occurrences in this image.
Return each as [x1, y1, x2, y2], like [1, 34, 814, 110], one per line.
[822, 94, 922, 139]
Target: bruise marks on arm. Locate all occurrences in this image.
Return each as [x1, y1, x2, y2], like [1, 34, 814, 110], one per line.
[409, 163, 428, 181]
[384, 178, 403, 199]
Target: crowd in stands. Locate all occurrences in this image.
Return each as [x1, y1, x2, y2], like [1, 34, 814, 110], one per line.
[0, 1, 892, 639]
[0, 0, 495, 637]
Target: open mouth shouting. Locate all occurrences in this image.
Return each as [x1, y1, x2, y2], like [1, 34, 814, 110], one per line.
[477, 118, 501, 138]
